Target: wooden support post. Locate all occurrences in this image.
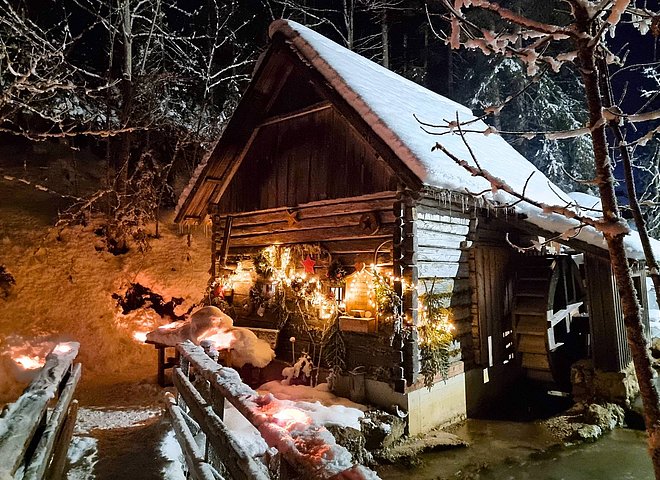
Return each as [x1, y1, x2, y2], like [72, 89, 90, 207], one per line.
[398, 190, 420, 386]
[157, 346, 165, 387]
[46, 400, 79, 480]
[218, 216, 233, 269]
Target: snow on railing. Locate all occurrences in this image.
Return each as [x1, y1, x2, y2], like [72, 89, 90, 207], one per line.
[0, 342, 81, 480]
[171, 340, 380, 480]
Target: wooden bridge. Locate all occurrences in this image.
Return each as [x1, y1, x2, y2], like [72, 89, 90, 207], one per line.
[0, 342, 81, 480]
[0, 340, 379, 479]
[166, 340, 380, 479]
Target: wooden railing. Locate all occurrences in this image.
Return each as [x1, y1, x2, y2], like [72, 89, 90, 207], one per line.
[167, 340, 380, 480]
[0, 342, 81, 480]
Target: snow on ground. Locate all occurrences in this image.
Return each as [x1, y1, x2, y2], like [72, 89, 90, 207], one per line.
[0, 165, 210, 404]
[67, 407, 183, 479]
[66, 436, 98, 480]
[159, 429, 186, 480]
[259, 381, 367, 430]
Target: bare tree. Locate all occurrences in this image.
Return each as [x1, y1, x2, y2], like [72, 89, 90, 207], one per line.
[439, 0, 660, 475]
[1, 0, 259, 251]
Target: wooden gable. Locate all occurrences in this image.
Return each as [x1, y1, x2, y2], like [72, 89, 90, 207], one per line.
[217, 103, 398, 214]
[176, 36, 421, 223]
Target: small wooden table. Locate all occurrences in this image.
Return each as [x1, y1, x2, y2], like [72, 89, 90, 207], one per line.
[145, 340, 180, 387]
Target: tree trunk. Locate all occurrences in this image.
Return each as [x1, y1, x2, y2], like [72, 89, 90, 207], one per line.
[381, 9, 389, 68]
[573, 4, 660, 476]
[118, 0, 133, 195]
[598, 58, 660, 314]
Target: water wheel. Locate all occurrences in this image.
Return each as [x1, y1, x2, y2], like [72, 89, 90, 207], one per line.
[512, 254, 586, 386]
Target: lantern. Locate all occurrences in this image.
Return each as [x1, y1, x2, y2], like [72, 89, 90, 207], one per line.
[339, 264, 377, 333]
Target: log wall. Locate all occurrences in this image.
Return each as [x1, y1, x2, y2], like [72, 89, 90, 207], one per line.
[212, 192, 398, 268]
[584, 255, 649, 372]
[210, 192, 403, 381]
[416, 194, 475, 369]
[216, 106, 398, 214]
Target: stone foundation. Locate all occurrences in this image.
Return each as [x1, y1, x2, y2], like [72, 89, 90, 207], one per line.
[571, 359, 639, 407]
[331, 361, 467, 436]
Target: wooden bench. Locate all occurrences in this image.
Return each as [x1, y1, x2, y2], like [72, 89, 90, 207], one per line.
[146, 327, 280, 387]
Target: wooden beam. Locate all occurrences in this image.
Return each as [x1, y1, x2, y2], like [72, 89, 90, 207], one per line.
[0, 343, 79, 478]
[24, 364, 82, 480]
[209, 127, 262, 206]
[215, 191, 397, 222]
[284, 46, 424, 192]
[258, 101, 332, 127]
[224, 224, 394, 248]
[204, 177, 224, 185]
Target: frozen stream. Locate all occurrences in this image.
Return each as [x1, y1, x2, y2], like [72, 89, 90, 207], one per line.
[477, 428, 652, 480]
[379, 420, 652, 480]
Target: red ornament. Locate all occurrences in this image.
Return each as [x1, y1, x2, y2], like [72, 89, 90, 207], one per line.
[302, 255, 316, 274]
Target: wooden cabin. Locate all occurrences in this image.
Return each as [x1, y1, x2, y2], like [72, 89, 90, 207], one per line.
[175, 20, 650, 435]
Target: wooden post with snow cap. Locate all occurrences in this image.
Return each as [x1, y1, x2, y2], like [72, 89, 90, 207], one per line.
[0, 342, 81, 479]
[174, 340, 382, 480]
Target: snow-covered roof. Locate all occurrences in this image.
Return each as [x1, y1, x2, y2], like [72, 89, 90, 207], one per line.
[267, 19, 654, 260]
[176, 19, 655, 260]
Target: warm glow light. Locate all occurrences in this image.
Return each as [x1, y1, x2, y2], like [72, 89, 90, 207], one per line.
[13, 355, 45, 370]
[273, 408, 311, 430]
[133, 331, 148, 343]
[199, 329, 235, 350]
[53, 344, 72, 354]
[159, 322, 180, 330]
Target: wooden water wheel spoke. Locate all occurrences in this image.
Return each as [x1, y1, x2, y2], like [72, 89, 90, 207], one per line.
[512, 255, 586, 386]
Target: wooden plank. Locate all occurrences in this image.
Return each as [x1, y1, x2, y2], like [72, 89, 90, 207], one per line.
[164, 393, 220, 480]
[416, 246, 463, 263]
[418, 220, 470, 236]
[46, 400, 79, 480]
[299, 49, 423, 191]
[516, 316, 547, 335]
[215, 192, 397, 224]
[224, 211, 397, 237]
[548, 302, 583, 327]
[522, 353, 550, 370]
[173, 369, 269, 480]
[417, 261, 469, 279]
[414, 232, 467, 250]
[258, 101, 332, 127]
[24, 363, 82, 480]
[518, 335, 546, 354]
[225, 223, 395, 248]
[416, 212, 471, 225]
[514, 296, 548, 315]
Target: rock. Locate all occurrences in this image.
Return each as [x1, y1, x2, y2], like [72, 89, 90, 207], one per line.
[583, 403, 624, 431]
[0, 265, 15, 299]
[376, 429, 467, 464]
[573, 424, 602, 442]
[360, 411, 406, 450]
[651, 338, 660, 359]
[326, 425, 372, 466]
[571, 359, 639, 406]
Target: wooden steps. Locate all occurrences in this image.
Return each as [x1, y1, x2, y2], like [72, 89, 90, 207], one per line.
[512, 257, 555, 382]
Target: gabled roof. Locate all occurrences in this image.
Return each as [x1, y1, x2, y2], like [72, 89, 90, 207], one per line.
[176, 19, 655, 260]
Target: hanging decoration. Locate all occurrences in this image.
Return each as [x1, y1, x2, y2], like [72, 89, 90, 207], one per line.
[418, 279, 460, 389]
[301, 255, 316, 275]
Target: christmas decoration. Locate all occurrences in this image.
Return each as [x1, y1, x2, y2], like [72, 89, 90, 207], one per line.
[302, 255, 316, 275]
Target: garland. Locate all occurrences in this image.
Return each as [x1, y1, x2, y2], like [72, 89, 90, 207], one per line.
[372, 268, 404, 337]
[418, 279, 459, 389]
